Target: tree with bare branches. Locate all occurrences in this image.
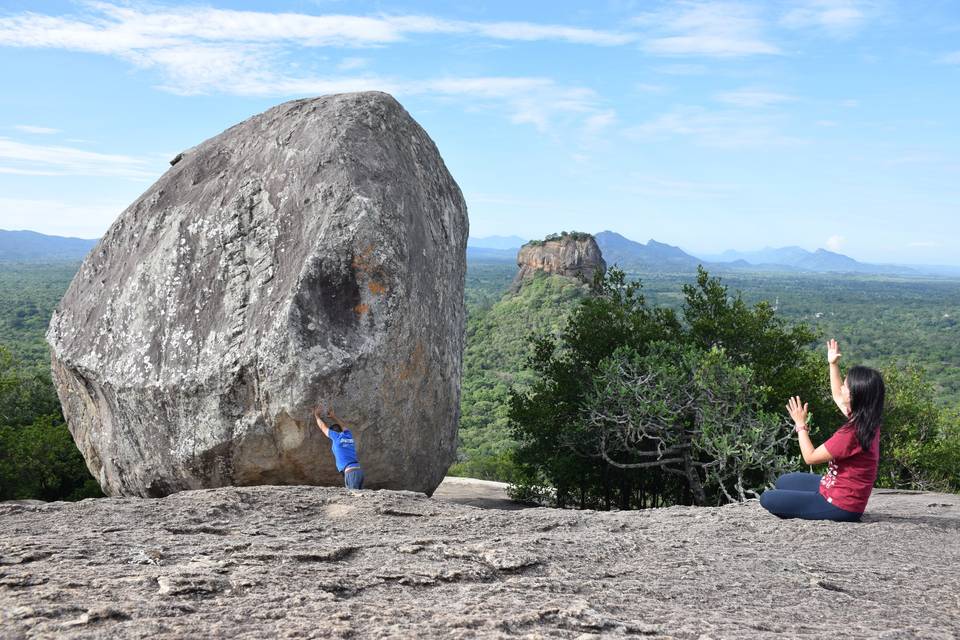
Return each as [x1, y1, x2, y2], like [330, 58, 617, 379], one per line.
[510, 266, 823, 510]
[574, 344, 793, 505]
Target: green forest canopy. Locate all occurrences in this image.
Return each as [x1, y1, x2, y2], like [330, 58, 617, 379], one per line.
[0, 259, 958, 502]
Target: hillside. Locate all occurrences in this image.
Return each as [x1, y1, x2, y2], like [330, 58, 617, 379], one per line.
[0, 262, 81, 364]
[2, 484, 958, 638]
[455, 272, 589, 480]
[0, 230, 97, 262]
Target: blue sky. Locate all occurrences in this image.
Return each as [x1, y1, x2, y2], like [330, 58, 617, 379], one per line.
[0, 1, 958, 264]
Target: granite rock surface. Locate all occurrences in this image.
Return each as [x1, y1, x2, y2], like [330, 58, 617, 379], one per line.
[45, 92, 468, 498]
[1, 485, 958, 639]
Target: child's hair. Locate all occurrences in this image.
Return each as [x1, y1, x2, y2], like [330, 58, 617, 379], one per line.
[846, 365, 885, 450]
[329, 423, 344, 433]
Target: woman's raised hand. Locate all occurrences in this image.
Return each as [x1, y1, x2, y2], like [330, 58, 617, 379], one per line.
[827, 338, 842, 365]
[786, 396, 809, 430]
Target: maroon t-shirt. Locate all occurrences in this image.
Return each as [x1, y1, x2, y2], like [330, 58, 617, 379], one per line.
[819, 423, 881, 513]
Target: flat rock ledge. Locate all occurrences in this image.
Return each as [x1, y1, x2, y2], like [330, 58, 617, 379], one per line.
[1, 486, 958, 639]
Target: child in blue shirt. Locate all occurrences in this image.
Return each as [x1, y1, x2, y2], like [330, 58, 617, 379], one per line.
[313, 405, 364, 489]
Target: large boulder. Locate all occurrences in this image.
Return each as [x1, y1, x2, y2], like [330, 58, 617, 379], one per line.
[511, 232, 605, 291]
[46, 92, 468, 498]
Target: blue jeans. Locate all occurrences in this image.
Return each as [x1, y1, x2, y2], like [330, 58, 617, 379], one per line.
[760, 472, 861, 522]
[344, 467, 364, 490]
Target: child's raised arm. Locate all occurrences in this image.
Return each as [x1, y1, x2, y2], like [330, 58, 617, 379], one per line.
[313, 405, 330, 437]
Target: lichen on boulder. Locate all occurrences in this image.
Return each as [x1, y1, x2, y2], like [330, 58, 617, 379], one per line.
[46, 92, 468, 497]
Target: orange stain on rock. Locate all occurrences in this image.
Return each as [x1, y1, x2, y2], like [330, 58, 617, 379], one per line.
[353, 303, 370, 315]
[351, 244, 377, 273]
[398, 341, 426, 381]
[368, 281, 388, 295]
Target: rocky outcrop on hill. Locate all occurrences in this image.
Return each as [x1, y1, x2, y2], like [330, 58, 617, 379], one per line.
[511, 232, 605, 291]
[45, 92, 468, 498]
[1, 485, 957, 638]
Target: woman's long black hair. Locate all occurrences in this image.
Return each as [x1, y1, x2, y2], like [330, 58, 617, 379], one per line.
[845, 365, 885, 451]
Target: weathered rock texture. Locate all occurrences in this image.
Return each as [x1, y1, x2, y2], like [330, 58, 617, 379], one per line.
[45, 92, 468, 498]
[511, 233, 605, 291]
[1, 486, 958, 638]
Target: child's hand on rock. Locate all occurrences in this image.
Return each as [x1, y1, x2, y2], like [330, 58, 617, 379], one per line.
[313, 404, 326, 421]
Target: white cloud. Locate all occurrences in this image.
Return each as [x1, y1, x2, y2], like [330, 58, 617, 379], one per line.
[0, 3, 618, 134]
[0, 167, 69, 176]
[0, 4, 632, 53]
[0, 137, 157, 179]
[142, 43, 283, 95]
[715, 89, 796, 108]
[417, 76, 554, 98]
[13, 125, 60, 134]
[883, 151, 946, 167]
[654, 63, 709, 75]
[635, 83, 668, 94]
[417, 77, 608, 134]
[635, 2, 780, 57]
[467, 21, 633, 46]
[584, 110, 617, 135]
[840, 98, 859, 107]
[626, 106, 805, 149]
[826, 234, 846, 251]
[197, 73, 610, 135]
[939, 51, 960, 65]
[0, 197, 122, 238]
[337, 57, 369, 71]
[781, 0, 870, 37]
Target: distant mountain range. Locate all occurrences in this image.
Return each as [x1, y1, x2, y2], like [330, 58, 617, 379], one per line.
[699, 246, 915, 276]
[3, 229, 957, 277]
[467, 235, 526, 251]
[594, 231, 702, 272]
[0, 229, 97, 262]
[594, 231, 957, 278]
[466, 246, 516, 262]
[466, 235, 526, 263]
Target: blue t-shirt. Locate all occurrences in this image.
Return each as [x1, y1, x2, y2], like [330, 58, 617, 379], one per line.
[326, 429, 359, 472]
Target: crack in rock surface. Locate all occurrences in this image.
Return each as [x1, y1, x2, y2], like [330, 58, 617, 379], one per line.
[1, 486, 958, 638]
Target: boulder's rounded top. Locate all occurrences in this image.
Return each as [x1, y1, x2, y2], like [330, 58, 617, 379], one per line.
[258, 90, 404, 117]
[165, 91, 415, 168]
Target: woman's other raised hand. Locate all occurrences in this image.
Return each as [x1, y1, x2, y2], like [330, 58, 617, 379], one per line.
[827, 339, 842, 365]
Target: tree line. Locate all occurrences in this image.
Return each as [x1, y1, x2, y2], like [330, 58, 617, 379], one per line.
[1, 261, 957, 503]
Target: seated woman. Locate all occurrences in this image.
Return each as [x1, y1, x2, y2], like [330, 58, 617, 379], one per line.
[760, 339, 885, 522]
